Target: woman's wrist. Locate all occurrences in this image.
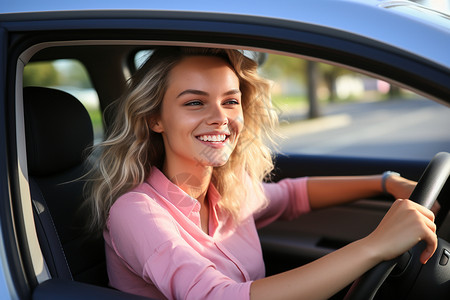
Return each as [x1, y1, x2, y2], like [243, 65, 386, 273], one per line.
[381, 171, 401, 195]
[355, 235, 384, 265]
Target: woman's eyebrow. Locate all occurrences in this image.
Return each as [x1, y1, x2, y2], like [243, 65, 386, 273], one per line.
[177, 89, 241, 98]
[224, 89, 241, 96]
[177, 89, 208, 98]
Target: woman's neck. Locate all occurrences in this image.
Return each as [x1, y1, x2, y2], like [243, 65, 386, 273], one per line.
[162, 160, 212, 205]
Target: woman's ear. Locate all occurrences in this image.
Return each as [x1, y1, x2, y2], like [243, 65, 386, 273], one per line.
[150, 117, 164, 133]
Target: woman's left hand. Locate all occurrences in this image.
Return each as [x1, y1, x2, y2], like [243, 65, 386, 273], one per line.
[386, 174, 441, 215]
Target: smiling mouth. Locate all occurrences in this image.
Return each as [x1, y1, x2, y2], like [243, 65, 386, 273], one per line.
[196, 134, 229, 143]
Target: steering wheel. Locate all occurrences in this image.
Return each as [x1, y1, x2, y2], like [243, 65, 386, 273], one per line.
[344, 152, 450, 300]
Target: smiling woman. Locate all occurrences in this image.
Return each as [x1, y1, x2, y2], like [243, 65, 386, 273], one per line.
[78, 46, 439, 300]
[85, 46, 279, 298]
[86, 47, 276, 231]
[151, 55, 244, 171]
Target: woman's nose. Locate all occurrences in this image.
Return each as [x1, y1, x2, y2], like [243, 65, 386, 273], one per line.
[207, 105, 228, 126]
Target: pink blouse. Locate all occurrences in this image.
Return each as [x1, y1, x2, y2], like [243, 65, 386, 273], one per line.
[104, 167, 310, 299]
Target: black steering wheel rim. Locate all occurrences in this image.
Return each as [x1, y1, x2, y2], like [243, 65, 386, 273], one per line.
[344, 152, 450, 300]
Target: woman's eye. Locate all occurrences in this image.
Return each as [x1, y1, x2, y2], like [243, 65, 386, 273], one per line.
[224, 99, 240, 105]
[184, 100, 203, 106]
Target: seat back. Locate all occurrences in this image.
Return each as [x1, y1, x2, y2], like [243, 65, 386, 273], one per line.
[24, 86, 108, 287]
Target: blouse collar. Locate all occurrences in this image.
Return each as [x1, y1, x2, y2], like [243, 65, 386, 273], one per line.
[146, 167, 221, 225]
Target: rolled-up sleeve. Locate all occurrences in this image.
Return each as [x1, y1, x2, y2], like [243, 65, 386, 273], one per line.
[254, 177, 310, 228]
[107, 194, 252, 300]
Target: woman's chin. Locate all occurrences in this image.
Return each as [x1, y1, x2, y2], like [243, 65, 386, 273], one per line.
[196, 157, 230, 168]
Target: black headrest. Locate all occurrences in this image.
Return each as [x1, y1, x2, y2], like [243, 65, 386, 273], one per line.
[24, 87, 94, 176]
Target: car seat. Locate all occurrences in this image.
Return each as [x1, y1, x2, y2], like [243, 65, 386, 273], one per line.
[23, 86, 108, 287]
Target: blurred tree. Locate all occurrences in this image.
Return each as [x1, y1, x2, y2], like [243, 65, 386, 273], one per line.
[307, 61, 320, 118]
[260, 54, 371, 118]
[23, 60, 92, 89]
[388, 85, 402, 99]
[23, 62, 60, 87]
[261, 54, 322, 118]
[260, 54, 306, 81]
[319, 63, 350, 102]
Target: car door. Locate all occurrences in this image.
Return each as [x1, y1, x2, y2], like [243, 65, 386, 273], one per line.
[0, 13, 152, 300]
[0, 22, 38, 300]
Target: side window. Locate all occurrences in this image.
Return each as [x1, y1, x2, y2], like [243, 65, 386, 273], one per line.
[259, 54, 450, 160]
[134, 50, 153, 70]
[23, 59, 103, 142]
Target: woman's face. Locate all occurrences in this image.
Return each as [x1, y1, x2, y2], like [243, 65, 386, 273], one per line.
[152, 55, 244, 171]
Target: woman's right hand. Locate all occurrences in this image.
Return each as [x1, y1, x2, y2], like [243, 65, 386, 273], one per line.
[251, 199, 438, 300]
[365, 199, 438, 264]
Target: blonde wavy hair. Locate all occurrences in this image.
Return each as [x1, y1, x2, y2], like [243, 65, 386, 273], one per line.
[85, 47, 279, 232]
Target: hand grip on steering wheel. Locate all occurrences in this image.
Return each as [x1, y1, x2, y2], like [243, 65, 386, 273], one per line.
[344, 152, 450, 300]
[409, 152, 450, 209]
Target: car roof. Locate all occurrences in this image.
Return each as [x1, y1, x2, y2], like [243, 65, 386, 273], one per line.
[1, 0, 449, 69]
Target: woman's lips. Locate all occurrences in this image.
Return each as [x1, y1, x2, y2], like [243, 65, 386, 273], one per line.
[197, 134, 227, 142]
[196, 134, 230, 148]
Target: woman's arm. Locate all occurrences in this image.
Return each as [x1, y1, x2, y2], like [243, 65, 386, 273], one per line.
[306, 173, 415, 210]
[250, 198, 437, 300]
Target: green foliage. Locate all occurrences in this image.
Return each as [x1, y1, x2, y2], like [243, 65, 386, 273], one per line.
[259, 54, 307, 81]
[23, 62, 60, 87]
[23, 60, 92, 88]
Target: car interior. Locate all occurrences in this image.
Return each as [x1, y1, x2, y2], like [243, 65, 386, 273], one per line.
[23, 83, 150, 300]
[11, 36, 450, 300]
[24, 86, 105, 286]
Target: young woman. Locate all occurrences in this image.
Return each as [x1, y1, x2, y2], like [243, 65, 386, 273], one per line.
[86, 47, 437, 300]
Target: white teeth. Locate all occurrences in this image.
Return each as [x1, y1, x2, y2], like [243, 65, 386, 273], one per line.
[198, 134, 227, 142]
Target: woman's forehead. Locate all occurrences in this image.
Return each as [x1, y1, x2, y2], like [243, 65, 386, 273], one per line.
[167, 56, 239, 90]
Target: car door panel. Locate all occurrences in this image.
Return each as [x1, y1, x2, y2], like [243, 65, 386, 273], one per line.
[259, 200, 390, 275]
[272, 153, 428, 181]
[32, 279, 152, 300]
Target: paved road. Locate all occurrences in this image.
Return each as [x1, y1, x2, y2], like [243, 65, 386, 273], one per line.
[275, 98, 450, 161]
